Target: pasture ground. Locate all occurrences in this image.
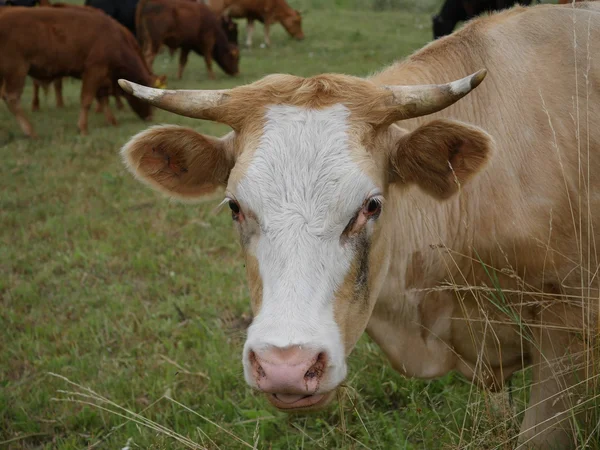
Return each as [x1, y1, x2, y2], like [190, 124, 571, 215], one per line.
[1, 0, 594, 449]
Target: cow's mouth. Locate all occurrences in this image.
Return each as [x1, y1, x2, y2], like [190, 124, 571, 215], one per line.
[267, 391, 332, 410]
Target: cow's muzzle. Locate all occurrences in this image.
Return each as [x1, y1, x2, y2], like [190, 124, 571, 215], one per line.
[249, 346, 334, 410]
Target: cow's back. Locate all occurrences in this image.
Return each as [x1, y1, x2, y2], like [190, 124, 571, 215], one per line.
[0, 8, 131, 80]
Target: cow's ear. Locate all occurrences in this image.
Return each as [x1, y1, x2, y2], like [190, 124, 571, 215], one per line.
[121, 125, 236, 200]
[388, 119, 492, 200]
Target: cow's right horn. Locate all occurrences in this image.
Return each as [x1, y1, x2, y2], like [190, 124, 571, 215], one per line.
[118, 79, 230, 122]
[383, 69, 487, 121]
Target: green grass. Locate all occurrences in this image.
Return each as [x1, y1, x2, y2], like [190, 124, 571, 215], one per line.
[0, 1, 584, 449]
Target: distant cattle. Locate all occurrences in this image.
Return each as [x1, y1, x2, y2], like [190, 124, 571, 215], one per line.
[120, 3, 600, 448]
[137, 0, 240, 79]
[208, 0, 304, 48]
[432, 0, 535, 39]
[85, 0, 139, 35]
[0, 6, 165, 137]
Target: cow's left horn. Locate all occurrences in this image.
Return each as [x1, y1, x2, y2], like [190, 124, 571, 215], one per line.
[383, 69, 487, 121]
[118, 79, 230, 122]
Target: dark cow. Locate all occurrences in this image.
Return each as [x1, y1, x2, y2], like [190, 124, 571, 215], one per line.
[432, 0, 536, 39]
[85, 0, 139, 35]
[0, 6, 166, 137]
[137, 0, 240, 79]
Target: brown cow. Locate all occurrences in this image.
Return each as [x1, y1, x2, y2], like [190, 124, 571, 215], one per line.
[120, 2, 600, 448]
[208, 0, 303, 48]
[136, 0, 239, 80]
[29, 3, 156, 114]
[0, 6, 166, 137]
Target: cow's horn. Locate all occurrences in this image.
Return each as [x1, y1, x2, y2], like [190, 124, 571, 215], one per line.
[118, 79, 229, 121]
[383, 69, 487, 120]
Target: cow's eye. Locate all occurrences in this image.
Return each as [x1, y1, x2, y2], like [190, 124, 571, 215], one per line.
[228, 199, 241, 219]
[363, 197, 382, 218]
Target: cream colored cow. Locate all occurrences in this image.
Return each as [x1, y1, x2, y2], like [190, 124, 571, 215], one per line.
[119, 3, 600, 448]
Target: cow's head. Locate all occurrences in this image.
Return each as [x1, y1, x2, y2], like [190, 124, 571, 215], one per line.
[281, 9, 304, 40]
[118, 71, 491, 410]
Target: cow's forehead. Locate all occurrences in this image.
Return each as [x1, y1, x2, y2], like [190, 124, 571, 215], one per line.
[229, 104, 379, 230]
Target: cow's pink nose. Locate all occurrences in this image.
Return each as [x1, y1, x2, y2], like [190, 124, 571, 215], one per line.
[250, 347, 327, 398]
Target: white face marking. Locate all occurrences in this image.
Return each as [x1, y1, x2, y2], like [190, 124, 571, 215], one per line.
[235, 104, 377, 392]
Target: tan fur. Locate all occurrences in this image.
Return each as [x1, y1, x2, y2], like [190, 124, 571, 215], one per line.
[122, 4, 600, 447]
[391, 119, 493, 199]
[121, 126, 235, 199]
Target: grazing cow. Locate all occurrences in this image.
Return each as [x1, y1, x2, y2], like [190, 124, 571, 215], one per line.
[84, 0, 139, 35]
[29, 3, 129, 113]
[165, 5, 239, 60]
[208, 0, 304, 48]
[0, 6, 166, 137]
[177, 0, 239, 45]
[432, 0, 536, 39]
[136, 0, 240, 80]
[120, 3, 600, 449]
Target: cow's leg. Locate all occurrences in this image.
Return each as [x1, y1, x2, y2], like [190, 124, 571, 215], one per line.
[143, 40, 158, 69]
[246, 19, 254, 48]
[54, 78, 64, 108]
[1, 67, 37, 138]
[263, 21, 271, 48]
[78, 70, 106, 136]
[32, 79, 41, 112]
[114, 93, 124, 111]
[97, 95, 117, 127]
[94, 100, 103, 114]
[202, 51, 216, 80]
[177, 48, 190, 80]
[518, 319, 591, 449]
[3, 71, 37, 138]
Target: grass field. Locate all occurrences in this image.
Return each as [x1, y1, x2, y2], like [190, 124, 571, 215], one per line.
[0, 0, 590, 449]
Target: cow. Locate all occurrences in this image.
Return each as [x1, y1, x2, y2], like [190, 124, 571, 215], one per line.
[84, 0, 139, 35]
[29, 2, 151, 114]
[208, 0, 304, 48]
[119, 3, 600, 449]
[432, 0, 536, 39]
[0, 6, 166, 137]
[558, 0, 585, 3]
[178, 0, 239, 45]
[136, 0, 239, 80]
[164, 1, 239, 63]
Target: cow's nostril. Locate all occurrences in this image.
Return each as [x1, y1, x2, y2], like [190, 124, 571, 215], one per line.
[304, 352, 327, 381]
[249, 350, 266, 378]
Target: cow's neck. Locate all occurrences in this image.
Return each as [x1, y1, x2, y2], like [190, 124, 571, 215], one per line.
[363, 43, 489, 380]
